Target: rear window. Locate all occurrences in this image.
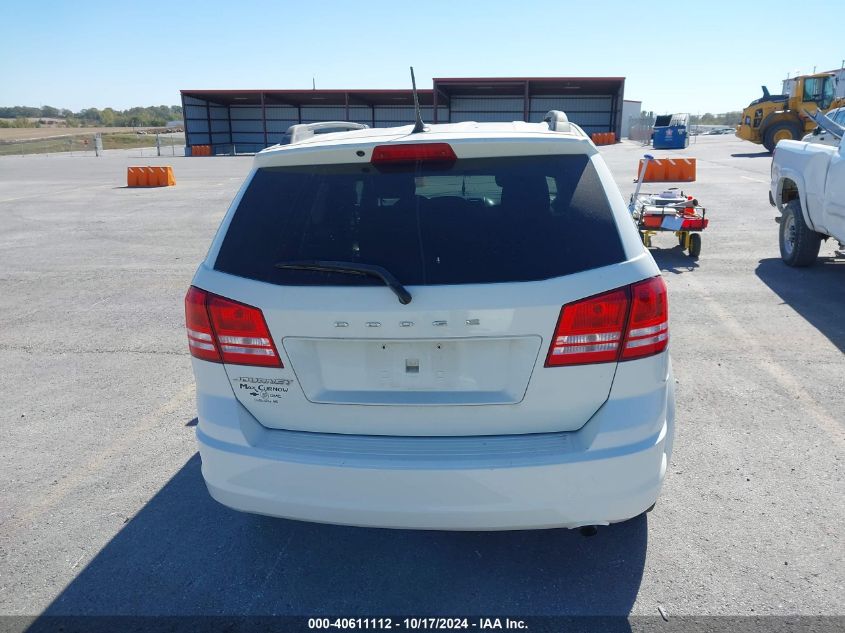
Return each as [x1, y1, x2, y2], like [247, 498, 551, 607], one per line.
[214, 154, 625, 286]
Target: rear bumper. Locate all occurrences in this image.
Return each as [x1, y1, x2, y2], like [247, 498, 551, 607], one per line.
[199, 424, 668, 530]
[193, 355, 675, 530]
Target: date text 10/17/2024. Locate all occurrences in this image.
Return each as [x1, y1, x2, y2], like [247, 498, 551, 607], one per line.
[308, 618, 528, 630]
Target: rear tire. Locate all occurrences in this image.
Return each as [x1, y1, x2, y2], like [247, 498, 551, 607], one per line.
[763, 120, 803, 152]
[779, 199, 821, 266]
[688, 233, 702, 258]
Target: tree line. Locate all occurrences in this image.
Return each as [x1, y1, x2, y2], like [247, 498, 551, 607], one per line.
[632, 111, 742, 126]
[2, 104, 743, 128]
[0, 105, 183, 128]
[689, 112, 742, 126]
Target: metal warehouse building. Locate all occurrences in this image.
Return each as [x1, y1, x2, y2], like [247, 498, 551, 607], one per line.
[181, 76, 625, 154]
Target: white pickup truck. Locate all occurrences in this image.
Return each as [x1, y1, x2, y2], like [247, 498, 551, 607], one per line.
[770, 111, 845, 266]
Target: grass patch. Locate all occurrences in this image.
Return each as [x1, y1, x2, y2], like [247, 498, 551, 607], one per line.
[0, 132, 184, 155]
[101, 133, 181, 150]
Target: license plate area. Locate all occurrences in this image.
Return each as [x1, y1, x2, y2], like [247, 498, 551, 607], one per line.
[283, 336, 541, 405]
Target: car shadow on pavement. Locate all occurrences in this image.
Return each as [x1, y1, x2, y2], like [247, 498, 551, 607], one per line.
[755, 256, 845, 353]
[32, 453, 647, 622]
[650, 245, 700, 274]
[730, 152, 772, 158]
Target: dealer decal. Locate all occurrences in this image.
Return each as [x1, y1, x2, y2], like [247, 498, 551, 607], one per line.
[232, 376, 294, 404]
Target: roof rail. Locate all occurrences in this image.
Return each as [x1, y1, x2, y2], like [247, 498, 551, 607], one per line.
[544, 110, 571, 133]
[284, 121, 369, 145]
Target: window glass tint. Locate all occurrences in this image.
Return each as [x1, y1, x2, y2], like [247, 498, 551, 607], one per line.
[214, 155, 625, 286]
[822, 79, 835, 110]
[803, 78, 820, 101]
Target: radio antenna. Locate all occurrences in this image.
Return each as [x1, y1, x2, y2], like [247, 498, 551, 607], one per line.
[410, 66, 427, 134]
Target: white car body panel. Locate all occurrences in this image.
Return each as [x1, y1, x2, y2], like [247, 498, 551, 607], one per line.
[192, 252, 656, 436]
[825, 141, 845, 239]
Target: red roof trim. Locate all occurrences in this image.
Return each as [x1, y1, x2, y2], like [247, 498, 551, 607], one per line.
[181, 77, 626, 96]
[181, 89, 434, 95]
[433, 76, 625, 82]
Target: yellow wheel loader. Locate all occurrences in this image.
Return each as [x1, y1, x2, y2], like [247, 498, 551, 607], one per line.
[736, 73, 845, 152]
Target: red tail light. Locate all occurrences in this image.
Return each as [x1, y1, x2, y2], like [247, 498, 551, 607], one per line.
[184, 287, 282, 367]
[185, 287, 220, 362]
[621, 276, 669, 360]
[545, 276, 668, 367]
[207, 294, 281, 366]
[371, 143, 457, 164]
[680, 217, 708, 230]
[546, 289, 629, 366]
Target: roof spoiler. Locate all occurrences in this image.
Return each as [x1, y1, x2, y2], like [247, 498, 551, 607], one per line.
[284, 121, 369, 144]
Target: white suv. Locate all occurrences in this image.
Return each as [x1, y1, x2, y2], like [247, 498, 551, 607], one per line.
[185, 112, 675, 530]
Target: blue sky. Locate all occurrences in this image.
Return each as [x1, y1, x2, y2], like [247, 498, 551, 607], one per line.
[1, 0, 842, 114]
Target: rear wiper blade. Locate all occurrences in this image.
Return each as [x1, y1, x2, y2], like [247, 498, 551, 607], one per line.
[274, 260, 412, 305]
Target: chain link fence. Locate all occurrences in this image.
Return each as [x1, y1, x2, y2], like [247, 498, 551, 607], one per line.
[627, 114, 655, 145]
[0, 132, 185, 157]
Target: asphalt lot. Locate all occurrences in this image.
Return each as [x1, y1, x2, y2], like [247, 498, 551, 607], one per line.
[0, 136, 842, 625]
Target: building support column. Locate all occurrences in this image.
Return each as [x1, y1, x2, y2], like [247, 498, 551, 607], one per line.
[261, 92, 268, 148]
[523, 81, 530, 122]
